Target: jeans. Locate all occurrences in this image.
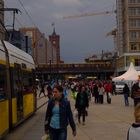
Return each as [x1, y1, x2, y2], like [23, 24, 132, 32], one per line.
[78, 108, 86, 123]
[49, 127, 67, 140]
[124, 94, 129, 106]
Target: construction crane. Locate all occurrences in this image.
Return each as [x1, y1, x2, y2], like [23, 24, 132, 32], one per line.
[63, 10, 116, 19]
[106, 28, 119, 55]
[63, 9, 117, 61]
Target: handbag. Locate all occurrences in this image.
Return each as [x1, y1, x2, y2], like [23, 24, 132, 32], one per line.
[41, 134, 50, 140]
[108, 92, 112, 98]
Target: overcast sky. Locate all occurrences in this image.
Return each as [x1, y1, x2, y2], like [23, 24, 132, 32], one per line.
[4, 0, 116, 63]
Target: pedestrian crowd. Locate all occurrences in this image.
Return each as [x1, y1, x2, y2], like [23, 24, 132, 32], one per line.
[36, 78, 140, 140]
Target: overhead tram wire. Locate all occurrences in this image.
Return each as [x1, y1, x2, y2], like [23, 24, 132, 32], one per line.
[16, 0, 49, 48]
[4, 4, 24, 28]
[2, 8, 23, 41]
[17, 0, 38, 27]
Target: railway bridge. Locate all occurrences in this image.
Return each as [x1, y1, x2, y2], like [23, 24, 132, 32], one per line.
[36, 62, 115, 80]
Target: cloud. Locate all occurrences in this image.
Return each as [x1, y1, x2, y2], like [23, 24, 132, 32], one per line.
[5, 0, 116, 63]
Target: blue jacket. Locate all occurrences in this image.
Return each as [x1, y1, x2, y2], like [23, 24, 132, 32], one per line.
[44, 98, 76, 132]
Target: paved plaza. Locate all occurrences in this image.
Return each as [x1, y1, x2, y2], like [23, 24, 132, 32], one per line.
[5, 94, 134, 140]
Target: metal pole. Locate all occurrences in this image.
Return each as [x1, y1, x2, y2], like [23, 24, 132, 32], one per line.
[25, 36, 28, 53]
[49, 60, 51, 80]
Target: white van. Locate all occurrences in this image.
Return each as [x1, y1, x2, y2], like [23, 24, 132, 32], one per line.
[115, 81, 125, 94]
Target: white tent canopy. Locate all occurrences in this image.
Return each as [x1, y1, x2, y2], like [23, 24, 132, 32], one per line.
[112, 62, 140, 81]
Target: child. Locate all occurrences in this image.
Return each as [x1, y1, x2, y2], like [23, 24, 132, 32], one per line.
[127, 103, 140, 140]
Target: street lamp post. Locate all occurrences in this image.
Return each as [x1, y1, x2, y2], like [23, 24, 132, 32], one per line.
[49, 60, 52, 80]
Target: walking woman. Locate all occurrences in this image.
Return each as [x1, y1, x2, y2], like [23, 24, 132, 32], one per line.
[75, 85, 89, 125]
[44, 85, 76, 140]
[98, 83, 105, 104]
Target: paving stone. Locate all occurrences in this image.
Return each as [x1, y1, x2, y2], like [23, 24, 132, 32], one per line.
[5, 95, 134, 140]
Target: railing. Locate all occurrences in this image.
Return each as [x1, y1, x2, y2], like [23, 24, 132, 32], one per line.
[36, 63, 115, 74]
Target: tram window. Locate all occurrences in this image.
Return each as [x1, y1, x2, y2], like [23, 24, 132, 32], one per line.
[22, 71, 33, 94]
[0, 65, 7, 100]
[11, 69, 20, 97]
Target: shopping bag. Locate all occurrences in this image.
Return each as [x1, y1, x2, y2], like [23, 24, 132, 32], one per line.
[41, 134, 50, 140]
[73, 109, 78, 122]
[108, 92, 112, 98]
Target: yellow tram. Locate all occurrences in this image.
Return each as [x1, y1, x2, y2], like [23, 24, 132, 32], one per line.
[0, 40, 36, 139]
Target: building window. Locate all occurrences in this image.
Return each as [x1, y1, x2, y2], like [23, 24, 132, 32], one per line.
[137, 32, 140, 38]
[136, 8, 140, 14]
[129, 0, 140, 3]
[130, 44, 137, 50]
[129, 19, 140, 27]
[129, 31, 137, 40]
[135, 59, 140, 66]
[129, 8, 140, 15]
[138, 44, 140, 50]
[129, 8, 136, 15]
[136, 19, 140, 27]
[128, 0, 136, 3]
[129, 19, 136, 27]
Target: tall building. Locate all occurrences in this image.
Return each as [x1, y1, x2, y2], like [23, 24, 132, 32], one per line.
[6, 30, 32, 55]
[49, 28, 60, 64]
[0, 0, 5, 39]
[46, 39, 53, 64]
[20, 27, 47, 65]
[116, 0, 140, 72]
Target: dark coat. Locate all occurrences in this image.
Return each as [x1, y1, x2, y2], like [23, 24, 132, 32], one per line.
[75, 92, 89, 109]
[93, 85, 99, 97]
[131, 83, 140, 99]
[44, 98, 76, 132]
[123, 84, 130, 95]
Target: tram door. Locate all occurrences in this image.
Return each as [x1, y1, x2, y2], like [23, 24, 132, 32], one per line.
[14, 64, 23, 121]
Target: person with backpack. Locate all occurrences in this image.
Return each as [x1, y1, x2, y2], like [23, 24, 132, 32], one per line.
[131, 82, 140, 106]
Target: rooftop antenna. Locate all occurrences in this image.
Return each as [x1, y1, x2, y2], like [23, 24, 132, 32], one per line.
[51, 22, 56, 35]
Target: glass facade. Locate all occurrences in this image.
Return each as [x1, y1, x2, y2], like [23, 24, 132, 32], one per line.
[6, 30, 33, 56]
